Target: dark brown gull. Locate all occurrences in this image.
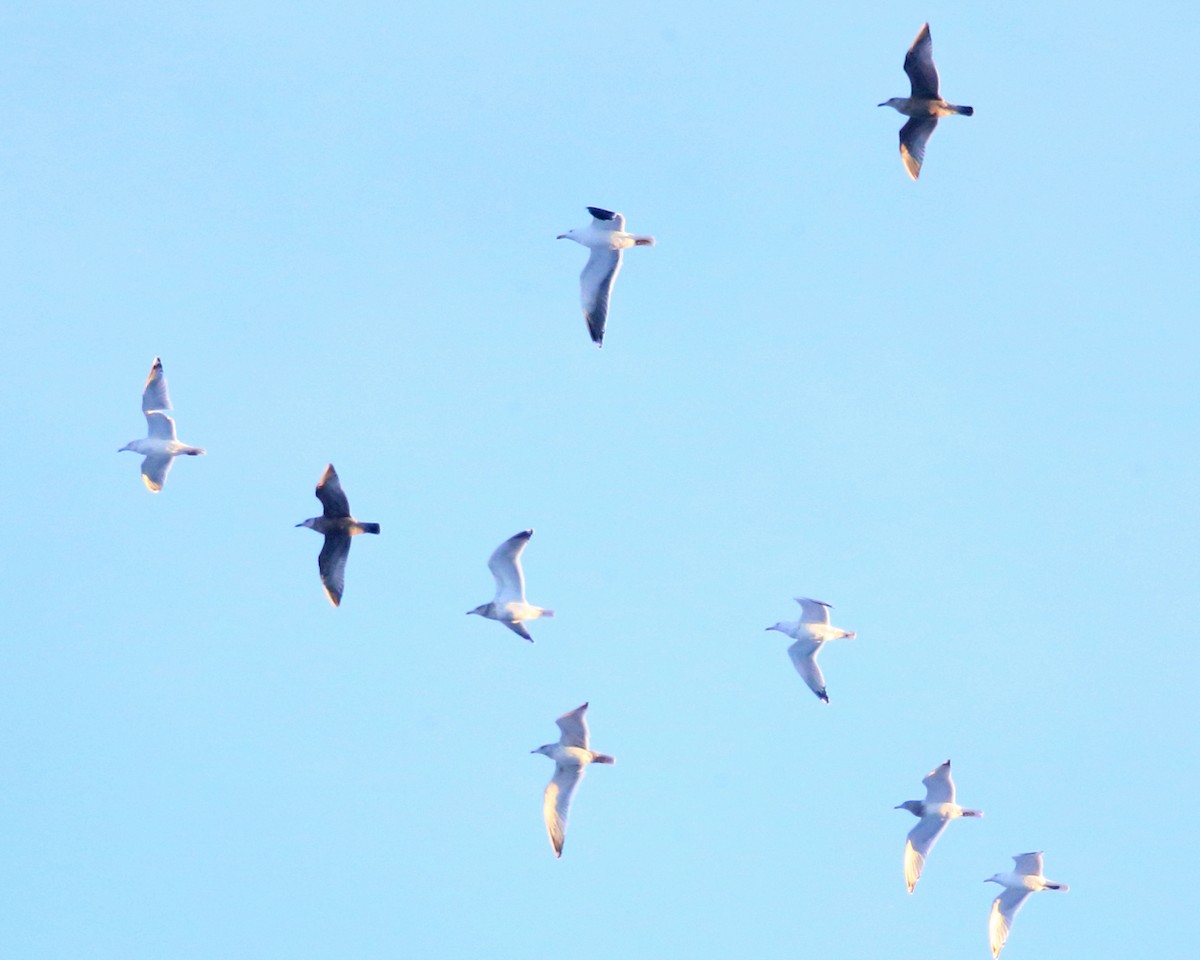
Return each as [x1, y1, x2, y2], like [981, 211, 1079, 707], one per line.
[295, 464, 380, 607]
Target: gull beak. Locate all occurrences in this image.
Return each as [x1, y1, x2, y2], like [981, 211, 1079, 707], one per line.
[556, 234, 566, 239]
[877, 102, 888, 107]
[295, 522, 304, 527]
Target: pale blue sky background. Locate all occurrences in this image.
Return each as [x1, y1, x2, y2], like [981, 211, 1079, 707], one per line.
[1, 2, 1197, 957]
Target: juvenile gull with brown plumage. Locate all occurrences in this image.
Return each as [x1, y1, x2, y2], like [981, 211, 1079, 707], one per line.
[295, 464, 380, 607]
[879, 23, 974, 179]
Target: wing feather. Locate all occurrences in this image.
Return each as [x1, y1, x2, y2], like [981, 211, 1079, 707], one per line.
[580, 247, 622, 346]
[315, 464, 351, 519]
[488, 529, 532, 604]
[543, 762, 584, 858]
[903, 816, 949, 893]
[989, 888, 1031, 958]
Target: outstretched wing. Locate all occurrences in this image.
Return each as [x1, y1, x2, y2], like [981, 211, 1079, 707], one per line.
[904, 23, 940, 99]
[555, 703, 590, 749]
[922, 760, 956, 803]
[587, 206, 626, 231]
[899, 116, 938, 180]
[318, 533, 351, 607]
[989, 888, 1032, 958]
[787, 638, 828, 702]
[903, 815, 949, 893]
[141, 357, 172, 413]
[488, 529, 532, 604]
[580, 247, 623, 347]
[542, 762, 585, 858]
[140, 454, 173, 493]
[794, 597, 831, 625]
[316, 464, 351, 519]
[503, 620, 534, 642]
[145, 410, 177, 441]
[1012, 851, 1043, 876]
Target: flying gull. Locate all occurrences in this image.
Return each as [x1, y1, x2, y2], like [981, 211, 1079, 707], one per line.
[557, 206, 655, 347]
[118, 357, 205, 492]
[467, 529, 554, 641]
[531, 702, 615, 858]
[295, 464, 380, 607]
[895, 759, 983, 893]
[879, 23, 974, 179]
[986, 852, 1069, 958]
[765, 597, 856, 703]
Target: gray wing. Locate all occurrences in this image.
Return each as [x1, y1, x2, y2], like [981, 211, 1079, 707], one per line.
[903, 814, 949, 893]
[1012, 851, 1044, 876]
[542, 761, 585, 858]
[904, 23, 940, 99]
[318, 532, 351, 607]
[922, 760, 956, 803]
[141, 357, 172, 413]
[316, 464, 351, 519]
[140, 454, 173, 493]
[580, 246, 623, 347]
[555, 703, 590, 749]
[503, 620, 534, 642]
[488, 529, 532, 604]
[787, 638, 829, 703]
[587, 206, 626, 231]
[145, 410, 177, 441]
[989, 887, 1032, 958]
[899, 116, 938, 180]
[794, 597, 831, 625]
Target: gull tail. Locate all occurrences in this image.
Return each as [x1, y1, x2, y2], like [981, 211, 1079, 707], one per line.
[962, 809, 984, 818]
[183, 447, 206, 456]
[359, 523, 382, 535]
[633, 236, 655, 246]
[953, 104, 974, 116]
[539, 608, 556, 618]
[591, 753, 615, 765]
[1045, 882, 1068, 891]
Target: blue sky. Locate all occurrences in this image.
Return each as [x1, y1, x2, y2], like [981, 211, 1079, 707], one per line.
[1, 2, 1197, 957]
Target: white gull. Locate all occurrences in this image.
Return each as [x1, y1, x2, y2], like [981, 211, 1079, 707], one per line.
[118, 357, 205, 492]
[557, 206, 655, 347]
[895, 759, 983, 892]
[467, 529, 554, 641]
[765, 597, 856, 703]
[531, 702, 615, 858]
[986, 852, 1069, 958]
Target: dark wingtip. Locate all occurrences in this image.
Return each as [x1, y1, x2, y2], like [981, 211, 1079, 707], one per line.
[586, 206, 616, 220]
[818, 691, 829, 703]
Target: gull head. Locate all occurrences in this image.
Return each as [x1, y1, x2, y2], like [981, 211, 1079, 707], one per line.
[118, 441, 136, 453]
[295, 518, 317, 530]
[467, 603, 489, 617]
[984, 873, 1003, 885]
[895, 800, 924, 816]
[879, 97, 906, 110]
[531, 744, 554, 757]
[765, 622, 787, 633]
[556, 228, 576, 241]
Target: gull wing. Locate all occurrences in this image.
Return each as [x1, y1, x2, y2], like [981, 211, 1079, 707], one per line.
[904, 23, 940, 99]
[903, 814, 949, 893]
[317, 532, 351, 607]
[899, 116, 938, 180]
[542, 761, 585, 858]
[145, 410, 177, 441]
[794, 597, 831, 625]
[989, 887, 1032, 958]
[1012, 851, 1044, 876]
[587, 206, 626, 231]
[922, 760, 956, 804]
[488, 529, 532, 604]
[140, 454, 173, 493]
[503, 620, 534, 642]
[580, 246, 623, 347]
[787, 638, 829, 702]
[316, 464, 351, 519]
[141, 357, 172, 413]
[555, 703, 590, 749]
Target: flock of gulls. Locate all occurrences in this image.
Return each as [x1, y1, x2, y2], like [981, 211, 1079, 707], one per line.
[115, 25, 1067, 957]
